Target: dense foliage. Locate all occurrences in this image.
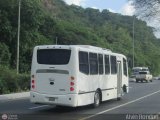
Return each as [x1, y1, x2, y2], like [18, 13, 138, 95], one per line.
[0, 65, 30, 94]
[0, 0, 160, 77]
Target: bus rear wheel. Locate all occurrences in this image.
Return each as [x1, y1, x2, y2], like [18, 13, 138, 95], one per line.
[93, 91, 100, 108]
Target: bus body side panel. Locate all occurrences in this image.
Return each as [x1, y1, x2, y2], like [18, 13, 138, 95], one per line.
[76, 49, 99, 106]
[77, 73, 118, 106]
[101, 53, 118, 101]
[122, 57, 129, 93]
[101, 74, 118, 101]
[77, 73, 96, 106]
[117, 56, 129, 96]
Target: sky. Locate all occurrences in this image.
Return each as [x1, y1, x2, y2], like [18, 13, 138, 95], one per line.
[63, 0, 135, 16]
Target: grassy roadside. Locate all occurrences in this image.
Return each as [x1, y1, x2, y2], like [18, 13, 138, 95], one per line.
[0, 65, 30, 94]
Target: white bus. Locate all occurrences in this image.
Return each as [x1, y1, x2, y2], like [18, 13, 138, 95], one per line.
[30, 45, 129, 107]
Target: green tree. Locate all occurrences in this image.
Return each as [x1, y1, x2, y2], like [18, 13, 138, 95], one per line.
[0, 43, 11, 65]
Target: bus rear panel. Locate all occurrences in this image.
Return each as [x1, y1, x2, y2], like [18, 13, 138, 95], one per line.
[30, 45, 78, 107]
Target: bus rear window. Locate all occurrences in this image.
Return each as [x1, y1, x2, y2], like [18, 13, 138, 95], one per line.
[37, 49, 71, 65]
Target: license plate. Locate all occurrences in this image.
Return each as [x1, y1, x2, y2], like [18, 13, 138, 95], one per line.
[48, 97, 57, 101]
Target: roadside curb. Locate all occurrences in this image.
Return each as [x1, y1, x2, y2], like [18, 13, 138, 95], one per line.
[0, 92, 30, 101]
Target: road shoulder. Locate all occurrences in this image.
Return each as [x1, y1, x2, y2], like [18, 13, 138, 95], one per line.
[0, 92, 29, 101]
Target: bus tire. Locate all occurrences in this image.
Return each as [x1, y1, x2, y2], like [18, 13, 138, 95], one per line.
[93, 91, 100, 108]
[123, 84, 127, 93]
[117, 97, 121, 101]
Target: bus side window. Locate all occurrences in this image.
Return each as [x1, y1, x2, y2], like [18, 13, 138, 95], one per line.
[105, 55, 110, 74]
[123, 58, 127, 76]
[89, 53, 98, 75]
[111, 56, 117, 74]
[98, 54, 104, 74]
[79, 51, 89, 74]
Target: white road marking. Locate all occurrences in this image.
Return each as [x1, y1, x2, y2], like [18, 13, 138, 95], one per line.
[29, 105, 49, 110]
[80, 89, 160, 120]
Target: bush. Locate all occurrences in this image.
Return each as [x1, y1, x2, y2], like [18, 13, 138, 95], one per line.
[0, 65, 30, 94]
[0, 78, 9, 94]
[18, 74, 30, 91]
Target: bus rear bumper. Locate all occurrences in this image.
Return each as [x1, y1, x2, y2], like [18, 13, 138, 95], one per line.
[30, 91, 78, 107]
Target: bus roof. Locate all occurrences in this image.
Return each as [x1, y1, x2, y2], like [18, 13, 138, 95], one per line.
[34, 45, 126, 59]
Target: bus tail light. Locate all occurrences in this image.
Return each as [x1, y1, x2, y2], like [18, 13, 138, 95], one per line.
[32, 80, 35, 84]
[70, 87, 74, 91]
[31, 84, 35, 89]
[70, 76, 75, 91]
[70, 82, 74, 86]
[70, 76, 75, 80]
[31, 75, 35, 89]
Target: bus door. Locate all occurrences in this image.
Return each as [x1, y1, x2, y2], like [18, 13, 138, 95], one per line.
[117, 61, 122, 98]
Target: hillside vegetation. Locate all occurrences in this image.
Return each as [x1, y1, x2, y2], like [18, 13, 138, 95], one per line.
[0, 0, 160, 77]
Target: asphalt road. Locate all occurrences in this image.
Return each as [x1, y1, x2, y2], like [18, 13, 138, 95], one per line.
[0, 80, 160, 120]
